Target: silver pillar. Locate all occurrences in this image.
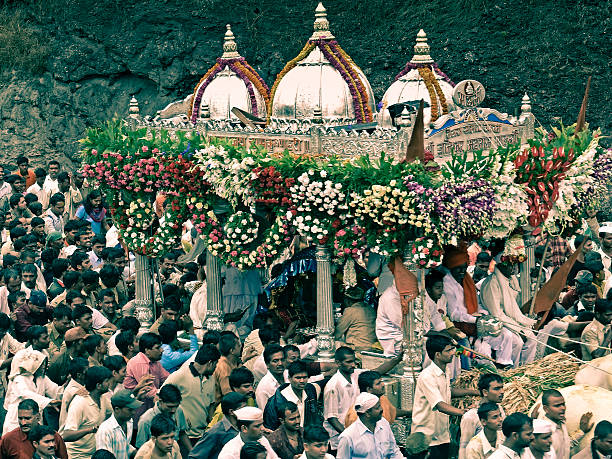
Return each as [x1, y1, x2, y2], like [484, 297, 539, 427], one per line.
[315, 244, 335, 361]
[134, 254, 154, 332]
[519, 232, 536, 306]
[397, 259, 425, 411]
[205, 250, 224, 331]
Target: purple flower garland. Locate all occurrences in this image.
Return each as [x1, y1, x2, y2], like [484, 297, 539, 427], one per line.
[191, 57, 270, 123]
[393, 61, 456, 87]
[312, 39, 372, 123]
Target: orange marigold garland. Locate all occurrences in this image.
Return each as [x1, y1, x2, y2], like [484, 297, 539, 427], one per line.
[418, 66, 439, 122]
[235, 61, 270, 107]
[336, 46, 373, 122]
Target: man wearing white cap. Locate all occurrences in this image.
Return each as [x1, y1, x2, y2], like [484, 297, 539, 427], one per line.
[336, 392, 404, 459]
[596, 222, 612, 275]
[217, 406, 280, 459]
[525, 419, 556, 459]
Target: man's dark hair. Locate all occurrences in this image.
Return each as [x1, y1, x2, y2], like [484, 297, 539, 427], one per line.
[84, 334, 104, 356]
[358, 370, 381, 393]
[279, 401, 299, 420]
[334, 346, 355, 362]
[201, 330, 221, 346]
[68, 357, 89, 379]
[97, 288, 115, 303]
[252, 313, 269, 331]
[30, 216, 44, 228]
[91, 450, 117, 459]
[283, 344, 300, 359]
[501, 412, 532, 438]
[477, 401, 500, 421]
[3, 268, 19, 282]
[48, 160, 60, 168]
[21, 263, 37, 276]
[161, 295, 181, 313]
[304, 424, 330, 444]
[258, 327, 280, 346]
[575, 234, 590, 248]
[425, 334, 454, 361]
[85, 366, 112, 391]
[221, 392, 247, 416]
[51, 258, 70, 278]
[9, 194, 22, 208]
[103, 355, 126, 373]
[7, 291, 25, 308]
[99, 264, 120, 288]
[195, 343, 221, 365]
[52, 305, 72, 321]
[70, 251, 89, 270]
[150, 414, 176, 437]
[478, 373, 504, 395]
[240, 441, 267, 459]
[263, 343, 284, 365]
[72, 304, 93, 321]
[287, 360, 309, 378]
[27, 325, 47, 343]
[118, 316, 140, 332]
[0, 313, 10, 330]
[66, 290, 87, 306]
[577, 283, 598, 297]
[24, 193, 38, 205]
[115, 330, 136, 357]
[158, 384, 182, 404]
[3, 254, 18, 269]
[91, 234, 106, 247]
[81, 270, 99, 287]
[594, 420, 612, 440]
[41, 248, 59, 267]
[29, 424, 56, 444]
[48, 193, 65, 207]
[17, 398, 40, 414]
[63, 272, 81, 290]
[425, 270, 445, 291]
[541, 389, 563, 406]
[64, 219, 80, 233]
[158, 321, 178, 345]
[595, 299, 612, 315]
[229, 367, 254, 390]
[218, 333, 239, 356]
[139, 332, 162, 354]
[34, 167, 46, 178]
[16, 156, 28, 166]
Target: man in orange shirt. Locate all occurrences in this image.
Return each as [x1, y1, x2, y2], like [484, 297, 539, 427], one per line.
[15, 156, 36, 188]
[213, 333, 242, 402]
[344, 370, 410, 427]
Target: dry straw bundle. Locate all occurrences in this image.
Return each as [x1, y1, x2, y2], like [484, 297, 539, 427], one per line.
[452, 353, 580, 414]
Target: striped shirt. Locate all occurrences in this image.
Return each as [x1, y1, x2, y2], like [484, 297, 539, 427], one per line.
[95, 415, 134, 459]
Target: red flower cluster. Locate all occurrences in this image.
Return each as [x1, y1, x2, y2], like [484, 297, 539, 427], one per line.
[161, 157, 210, 196]
[515, 145, 574, 228]
[251, 166, 294, 207]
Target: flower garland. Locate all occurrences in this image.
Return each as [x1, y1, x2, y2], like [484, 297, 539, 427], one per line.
[406, 237, 443, 268]
[332, 222, 367, 263]
[267, 43, 316, 123]
[190, 57, 270, 122]
[418, 67, 440, 122]
[288, 170, 347, 244]
[224, 211, 260, 246]
[500, 233, 527, 264]
[192, 208, 293, 270]
[250, 165, 295, 207]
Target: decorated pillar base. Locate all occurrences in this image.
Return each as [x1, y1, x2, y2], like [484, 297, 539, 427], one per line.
[134, 254, 154, 332]
[315, 244, 335, 362]
[205, 249, 224, 331]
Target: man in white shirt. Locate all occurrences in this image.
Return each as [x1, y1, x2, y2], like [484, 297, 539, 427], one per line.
[0, 165, 11, 199]
[323, 346, 401, 451]
[537, 389, 592, 459]
[43, 194, 65, 234]
[336, 392, 404, 459]
[218, 406, 279, 459]
[300, 424, 335, 459]
[411, 334, 479, 457]
[465, 402, 504, 459]
[460, 373, 506, 459]
[255, 343, 286, 411]
[597, 224, 612, 277]
[375, 282, 403, 355]
[26, 168, 50, 210]
[43, 161, 60, 196]
[489, 413, 534, 459]
[480, 263, 537, 365]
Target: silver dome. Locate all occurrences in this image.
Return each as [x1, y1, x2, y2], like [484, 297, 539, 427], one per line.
[270, 3, 375, 125]
[197, 66, 267, 121]
[379, 30, 455, 127]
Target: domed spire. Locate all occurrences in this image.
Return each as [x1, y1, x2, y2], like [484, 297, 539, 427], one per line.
[222, 24, 241, 59]
[410, 29, 434, 64]
[310, 2, 334, 40]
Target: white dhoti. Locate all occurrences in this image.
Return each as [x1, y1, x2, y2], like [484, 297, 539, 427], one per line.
[376, 284, 403, 356]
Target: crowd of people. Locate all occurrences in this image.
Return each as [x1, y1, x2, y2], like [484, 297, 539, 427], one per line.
[0, 155, 609, 459]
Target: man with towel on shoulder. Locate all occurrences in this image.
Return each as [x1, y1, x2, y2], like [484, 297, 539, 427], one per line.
[442, 244, 522, 368]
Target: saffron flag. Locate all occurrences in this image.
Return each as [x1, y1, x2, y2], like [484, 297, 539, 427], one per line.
[388, 256, 419, 315]
[575, 76, 591, 133]
[403, 100, 425, 163]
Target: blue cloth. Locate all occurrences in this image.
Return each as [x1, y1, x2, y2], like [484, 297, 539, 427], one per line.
[161, 334, 198, 373]
[75, 205, 102, 235]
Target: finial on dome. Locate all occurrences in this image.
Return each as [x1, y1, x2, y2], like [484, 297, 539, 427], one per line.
[521, 93, 531, 113]
[310, 2, 335, 40]
[222, 24, 241, 59]
[410, 29, 434, 64]
[128, 96, 140, 119]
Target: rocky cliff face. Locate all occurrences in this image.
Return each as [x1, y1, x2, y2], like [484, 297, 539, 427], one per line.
[0, 0, 610, 168]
